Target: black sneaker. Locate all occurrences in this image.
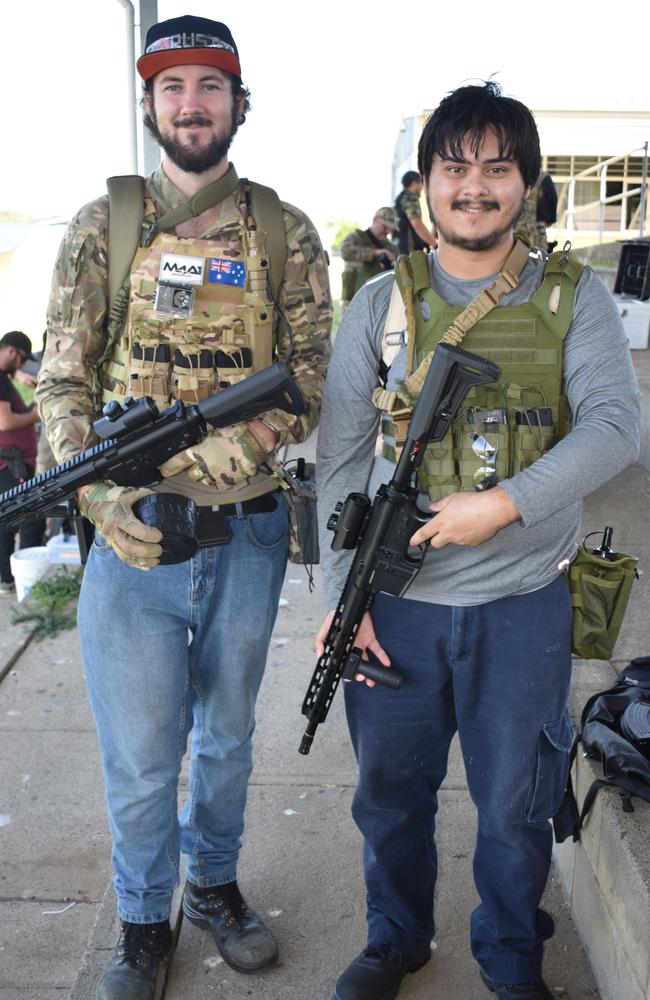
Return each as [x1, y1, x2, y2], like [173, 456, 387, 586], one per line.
[96, 919, 172, 1000]
[480, 968, 553, 999]
[333, 943, 431, 1000]
[183, 880, 278, 973]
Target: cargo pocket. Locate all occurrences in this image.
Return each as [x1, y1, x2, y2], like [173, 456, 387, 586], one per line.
[525, 712, 575, 822]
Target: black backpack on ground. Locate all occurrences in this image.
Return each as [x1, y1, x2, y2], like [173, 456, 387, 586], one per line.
[554, 657, 650, 843]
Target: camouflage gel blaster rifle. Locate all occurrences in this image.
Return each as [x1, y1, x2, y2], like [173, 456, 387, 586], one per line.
[298, 342, 500, 755]
[0, 362, 305, 558]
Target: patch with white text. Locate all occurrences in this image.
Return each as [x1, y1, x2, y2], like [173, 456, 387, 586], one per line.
[159, 253, 205, 286]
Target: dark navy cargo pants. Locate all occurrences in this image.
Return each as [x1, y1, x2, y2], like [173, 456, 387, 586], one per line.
[344, 574, 573, 984]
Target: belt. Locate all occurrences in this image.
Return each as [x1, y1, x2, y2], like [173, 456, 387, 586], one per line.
[195, 491, 280, 548]
[215, 491, 280, 518]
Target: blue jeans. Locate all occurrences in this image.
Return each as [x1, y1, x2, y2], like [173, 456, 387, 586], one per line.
[344, 575, 573, 983]
[77, 499, 289, 924]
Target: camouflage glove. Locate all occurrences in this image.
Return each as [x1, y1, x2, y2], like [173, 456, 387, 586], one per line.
[158, 424, 268, 491]
[79, 483, 163, 570]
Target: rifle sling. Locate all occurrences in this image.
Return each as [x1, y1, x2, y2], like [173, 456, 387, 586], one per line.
[152, 163, 241, 234]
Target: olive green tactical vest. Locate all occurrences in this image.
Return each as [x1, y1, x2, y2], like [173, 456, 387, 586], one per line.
[382, 247, 583, 500]
[100, 189, 281, 409]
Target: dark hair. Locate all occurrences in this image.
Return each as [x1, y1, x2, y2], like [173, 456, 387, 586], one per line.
[401, 170, 421, 187]
[417, 81, 541, 189]
[142, 75, 252, 126]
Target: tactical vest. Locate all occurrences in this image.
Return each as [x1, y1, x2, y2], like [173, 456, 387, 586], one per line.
[380, 247, 583, 500]
[99, 174, 286, 410]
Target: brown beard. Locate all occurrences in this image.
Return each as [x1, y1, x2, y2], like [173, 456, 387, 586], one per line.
[144, 102, 240, 174]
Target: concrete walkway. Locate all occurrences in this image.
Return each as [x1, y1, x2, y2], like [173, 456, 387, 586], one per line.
[1, 346, 648, 997]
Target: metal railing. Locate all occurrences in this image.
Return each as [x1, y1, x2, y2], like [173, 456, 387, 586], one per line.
[554, 143, 648, 244]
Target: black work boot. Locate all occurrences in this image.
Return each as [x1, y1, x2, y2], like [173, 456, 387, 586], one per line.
[480, 969, 553, 999]
[333, 944, 431, 1000]
[182, 880, 278, 973]
[96, 919, 172, 1000]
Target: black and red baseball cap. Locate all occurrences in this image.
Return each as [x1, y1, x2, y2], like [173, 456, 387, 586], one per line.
[0, 331, 35, 361]
[137, 15, 241, 82]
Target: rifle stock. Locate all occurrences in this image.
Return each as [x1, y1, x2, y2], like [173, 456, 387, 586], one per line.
[299, 342, 500, 755]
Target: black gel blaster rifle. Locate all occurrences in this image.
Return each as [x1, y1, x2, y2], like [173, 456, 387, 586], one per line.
[299, 342, 500, 755]
[0, 362, 305, 562]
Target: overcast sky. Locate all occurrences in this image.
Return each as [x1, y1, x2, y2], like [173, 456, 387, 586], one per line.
[2, 0, 649, 237]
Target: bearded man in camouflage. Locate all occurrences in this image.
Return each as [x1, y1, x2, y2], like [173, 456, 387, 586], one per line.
[36, 15, 331, 1000]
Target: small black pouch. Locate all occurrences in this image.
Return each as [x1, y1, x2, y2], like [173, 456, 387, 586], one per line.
[281, 458, 319, 567]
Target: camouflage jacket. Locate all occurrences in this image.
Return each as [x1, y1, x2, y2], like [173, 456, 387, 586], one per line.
[37, 165, 332, 504]
[395, 188, 428, 254]
[396, 188, 422, 222]
[516, 174, 548, 250]
[339, 228, 396, 301]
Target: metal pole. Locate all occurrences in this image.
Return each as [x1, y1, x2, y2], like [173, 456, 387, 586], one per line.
[115, 0, 138, 174]
[639, 141, 648, 239]
[599, 163, 607, 245]
[567, 179, 575, 233]
[137, 0, 161, 176]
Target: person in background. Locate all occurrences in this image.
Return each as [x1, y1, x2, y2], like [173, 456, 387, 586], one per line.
[516, 171, 558, 251]
[0, 331, 45, 593]
[340, 207, 398, 312]
[394, 170, 437, 253]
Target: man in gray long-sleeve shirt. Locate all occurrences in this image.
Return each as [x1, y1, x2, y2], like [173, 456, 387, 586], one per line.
[315, 82, 640, 1000]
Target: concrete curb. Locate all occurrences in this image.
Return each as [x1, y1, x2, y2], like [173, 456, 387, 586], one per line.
[554, 662, 650, 1000]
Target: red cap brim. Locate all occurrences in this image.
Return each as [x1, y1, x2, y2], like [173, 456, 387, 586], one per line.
[137, 48, 241, 82]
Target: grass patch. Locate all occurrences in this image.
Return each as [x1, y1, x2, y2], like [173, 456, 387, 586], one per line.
[11, 567, 83, 640]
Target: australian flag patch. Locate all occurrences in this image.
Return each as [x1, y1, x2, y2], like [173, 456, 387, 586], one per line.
[208, 257, 246, 287]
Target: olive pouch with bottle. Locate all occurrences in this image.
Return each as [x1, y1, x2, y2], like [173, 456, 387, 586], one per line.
[566, 527, 639, 660]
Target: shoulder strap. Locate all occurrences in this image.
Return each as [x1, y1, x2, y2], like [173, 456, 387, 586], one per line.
[442, 239, 531, 346]
[380, 279, 407, 369]
[244, 180, 288, 299]
[106, 175, 145, 316]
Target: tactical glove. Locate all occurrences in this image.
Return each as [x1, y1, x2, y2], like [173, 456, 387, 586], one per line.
[79, 483, 163, 570]
[158, 423, 268, 490]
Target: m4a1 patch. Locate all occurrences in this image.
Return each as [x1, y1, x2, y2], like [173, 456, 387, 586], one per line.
[208, 257, 246, 287]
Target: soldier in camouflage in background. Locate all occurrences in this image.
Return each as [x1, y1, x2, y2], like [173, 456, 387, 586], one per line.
[394, 170, 437, 254]
[515, 171, 558, 252]
[36, 14, 331, 1000]
[339, 207, 398, 313]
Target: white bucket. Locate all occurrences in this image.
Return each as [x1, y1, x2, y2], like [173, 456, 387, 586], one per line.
[10, 547, 51, 602]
